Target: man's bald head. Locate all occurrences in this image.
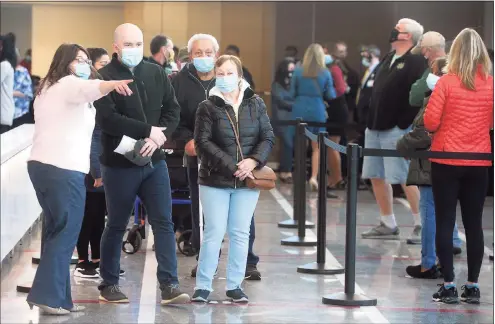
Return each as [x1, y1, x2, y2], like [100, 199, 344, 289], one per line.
[112, 23, 144, 67]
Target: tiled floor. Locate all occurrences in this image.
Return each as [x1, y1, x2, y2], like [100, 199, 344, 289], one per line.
[1, 183, 493, 323]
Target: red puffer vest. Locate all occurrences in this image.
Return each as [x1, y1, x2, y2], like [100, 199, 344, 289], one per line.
[424, 70, 494, 166]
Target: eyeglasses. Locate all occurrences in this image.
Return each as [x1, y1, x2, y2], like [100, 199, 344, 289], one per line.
[75, 57, 92, 65]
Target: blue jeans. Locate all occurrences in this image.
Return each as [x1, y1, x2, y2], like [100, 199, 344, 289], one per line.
[26, 161, 86, 309]
[196, 185, 260, 292]
[419, 186, 462, 269]
[99, 160, 178, 288]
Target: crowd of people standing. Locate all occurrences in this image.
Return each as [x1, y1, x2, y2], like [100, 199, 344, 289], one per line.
[0, 13, 492, 317]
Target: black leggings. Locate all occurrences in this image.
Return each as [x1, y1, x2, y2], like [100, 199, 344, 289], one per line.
[76, 191, 106, 261]
[431, 162, 488, 283]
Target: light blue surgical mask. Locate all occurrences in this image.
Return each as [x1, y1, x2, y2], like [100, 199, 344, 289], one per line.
[216, 75, 239, 93]
[120, 47, 143, 68]
[193, 57, 215, 73]
[426, 73, 440, 91]
[324, 54, 333, 65]
[74, 63, 91, 80]
[361, 58, 371, 68]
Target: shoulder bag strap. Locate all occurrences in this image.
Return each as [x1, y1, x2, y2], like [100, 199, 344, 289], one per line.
[224, 109, 245, 160]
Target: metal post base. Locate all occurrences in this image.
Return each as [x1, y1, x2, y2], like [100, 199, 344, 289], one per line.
[297, 262, 344, 275]
[278, 219, 315, 229]
[32, 255, 79, 265]
[281, 235, 317, 247]
[16, 281, 33, 293]
[322, 292, 377, 307]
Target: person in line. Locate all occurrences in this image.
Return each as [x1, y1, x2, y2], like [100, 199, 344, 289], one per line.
[20, 48, 32, 74]
[224, 45, 255, 90]
[284, 45, 300, 64]
[172, 34, 262, 280]
[12, 48, 33, 128]
[289, 43, 336, 191]
[361, 18, 427, 242]
[176, 46, 190, 71]
[192, 55, 274, 303]
[74, 48, 126, 279]
[323, 43, 348, 198]
[271, 58, 295, 183]
[0, 34, 16, 134]
[148, 34, 176, 77]
[397, 57, 462, 280]
[25, 43, 132, 315]
[94, 23, 189, 305]
[332, 41, 359, 122]
[424, 28, 493, 305]
[406, 31, 463, 248]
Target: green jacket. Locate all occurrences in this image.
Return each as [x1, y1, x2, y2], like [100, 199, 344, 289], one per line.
[409, 68, 430, 107]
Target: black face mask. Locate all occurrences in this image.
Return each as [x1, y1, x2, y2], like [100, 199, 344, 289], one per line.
[389, 29, 407, 43]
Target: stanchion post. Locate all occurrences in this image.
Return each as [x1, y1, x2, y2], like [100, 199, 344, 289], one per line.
[279, 118, 315, 229]
[281, 122, 317, 247]
[297, 132, 344, 274]
[322, 143, 377, 306]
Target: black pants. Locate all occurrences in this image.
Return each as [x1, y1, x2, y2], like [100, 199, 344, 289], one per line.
[431, 162, 488, 283]
[0, 124, 11, 134]
[187, 165, 259, 265]
[76, 191, 106, 261]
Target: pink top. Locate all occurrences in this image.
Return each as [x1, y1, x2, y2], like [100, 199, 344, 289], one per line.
[330, 65, 347, 97]
[29, 75, 103, 173]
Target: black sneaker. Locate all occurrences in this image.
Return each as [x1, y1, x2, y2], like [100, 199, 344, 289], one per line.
[405, 264, 440, 279]
[490, 255, 494, 261]
[99, 285, 129, 303]
[453, 247, 462, 255]
[245, 264, 261, 280]
[461, 285, 480, 304]
[191, 289, 210, 303]
[74, 261, 99, 278]
[226, 288, 248, 303]
[93, 262, 125, 276]
[432, 284, 459, 304]
[160, 284, 190, 305]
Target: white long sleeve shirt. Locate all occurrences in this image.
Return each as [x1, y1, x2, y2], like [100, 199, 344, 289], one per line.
[0, 61, 15, 126]
[29, 75, 103, 173]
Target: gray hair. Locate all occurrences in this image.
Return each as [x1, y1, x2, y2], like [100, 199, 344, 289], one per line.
[367, 45, 381, 58]
[398, 18, 424, 45]
[187, 34, 219, 54]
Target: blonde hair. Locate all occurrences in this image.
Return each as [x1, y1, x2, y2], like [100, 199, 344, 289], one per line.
[301, 43, 326, 78]
[215, 55, 244, 77]
[445, 28, 492, 90]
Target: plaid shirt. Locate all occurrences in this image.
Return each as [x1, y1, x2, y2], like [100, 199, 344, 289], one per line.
[13, 66, 33, 119]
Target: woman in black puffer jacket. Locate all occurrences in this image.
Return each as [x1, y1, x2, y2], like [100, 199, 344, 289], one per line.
[192, 55, 274, 304]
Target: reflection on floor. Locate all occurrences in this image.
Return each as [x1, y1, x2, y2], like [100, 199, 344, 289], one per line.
[1, 183, 493, 323]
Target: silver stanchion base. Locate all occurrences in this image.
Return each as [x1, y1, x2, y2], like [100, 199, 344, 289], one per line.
[278, 219, 315, 229]
[297, 262, 344, 275]
[281, 236, 317, 247]
[32, 255, 79, 265]
[322, 292, 377, 306]
[16, 281, 33, 293]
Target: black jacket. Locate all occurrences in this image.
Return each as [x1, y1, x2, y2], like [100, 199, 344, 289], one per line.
[94, 54, 181, 168]
[396, 96, 432, 186]
[171, 63, 216, 143]
[366, 48, 428, 130]
[194, 86, 275, 189]
[356, 63, 380, 126]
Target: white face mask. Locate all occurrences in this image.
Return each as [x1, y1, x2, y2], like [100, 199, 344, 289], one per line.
[426, 73, 441, 91]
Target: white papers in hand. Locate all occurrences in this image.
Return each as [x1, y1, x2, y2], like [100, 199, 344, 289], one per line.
[114, 135, 137, 155]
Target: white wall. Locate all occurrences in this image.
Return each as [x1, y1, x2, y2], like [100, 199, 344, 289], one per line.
[0, 3, 32, 58]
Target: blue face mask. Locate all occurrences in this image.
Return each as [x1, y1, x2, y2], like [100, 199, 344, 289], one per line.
[74, 63, 91, 80]
[193, 57, 215, 73]
[426, 73, 440, 91]
[216, 75, 239, 93]
[361, 58, 371, 68]
[324, 54, 333, 65]
[120, 47, 143, 68]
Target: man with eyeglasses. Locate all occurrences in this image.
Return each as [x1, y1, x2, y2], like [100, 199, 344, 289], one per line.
[172, 34, 262, 281]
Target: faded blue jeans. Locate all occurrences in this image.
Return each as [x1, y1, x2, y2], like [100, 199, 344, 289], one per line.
[420, 186, 462, 269]
[196, 185, 260, 292]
